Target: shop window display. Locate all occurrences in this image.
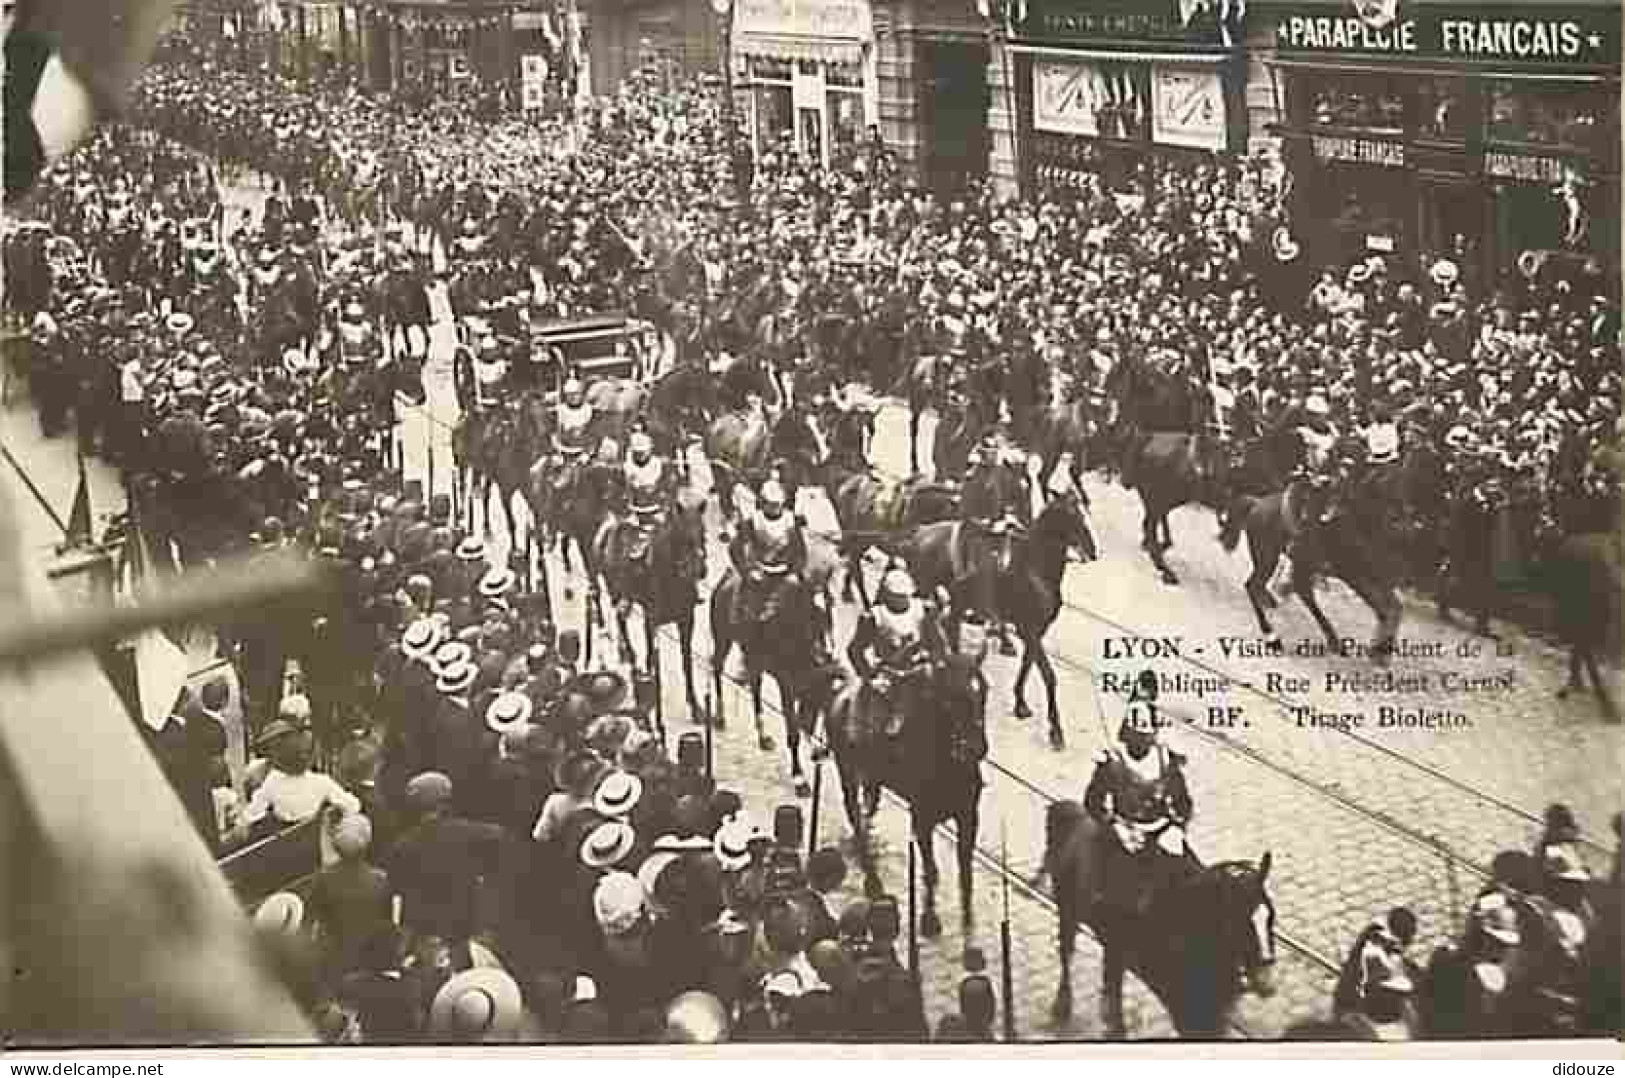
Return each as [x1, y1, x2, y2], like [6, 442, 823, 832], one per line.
[1307, 73, 1405, 132]
[1486, 81, 1614, 155]
[1416, 77, 1466, 141]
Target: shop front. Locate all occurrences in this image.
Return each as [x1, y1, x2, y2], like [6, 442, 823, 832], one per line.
[1263, 0, 1621, 283]
[1006, 0, 1249, 194]
[734, 0, 877, 170]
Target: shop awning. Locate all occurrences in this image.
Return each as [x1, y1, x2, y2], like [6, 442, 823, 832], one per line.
[1266, 55, 1617, 82]
[735, 32, 865, 66]
[1008, 43, 1231, 64]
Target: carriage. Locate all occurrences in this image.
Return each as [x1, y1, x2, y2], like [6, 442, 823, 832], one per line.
[529, 311, 658, 388]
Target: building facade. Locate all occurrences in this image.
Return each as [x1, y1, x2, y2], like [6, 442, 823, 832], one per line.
[1258, 0, 1621, 283]
[585, 0, 722, 97]
[995, 0, 1251, 196]
[870, 0, 991, 195]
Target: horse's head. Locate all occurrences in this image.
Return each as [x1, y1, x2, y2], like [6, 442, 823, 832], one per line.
[1036, 486, 1100, 565]
[931, 654, 989, 767]
[1207, 854, 1278, 999]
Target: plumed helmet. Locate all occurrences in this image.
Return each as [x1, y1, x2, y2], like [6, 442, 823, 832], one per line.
[759, 480, 787, 508]
[880, 568, 915, 599]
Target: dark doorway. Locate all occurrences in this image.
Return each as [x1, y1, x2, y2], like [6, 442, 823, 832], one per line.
[918, 39, 990, 197]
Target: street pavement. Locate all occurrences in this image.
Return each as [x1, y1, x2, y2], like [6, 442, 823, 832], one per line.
[15, 178, 1613, 1037]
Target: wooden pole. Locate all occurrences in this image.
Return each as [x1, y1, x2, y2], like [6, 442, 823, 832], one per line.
[907, 839, 920, 987]
[703, 685, 715, 785]
[1001, 817, 1016, 1041]
[806, 757, 822, 863]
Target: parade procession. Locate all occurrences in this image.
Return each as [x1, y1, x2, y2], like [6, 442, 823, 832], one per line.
[0, 0, 1621, 1049]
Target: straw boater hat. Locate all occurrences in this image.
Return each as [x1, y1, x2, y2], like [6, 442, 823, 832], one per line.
[713, 817, 759, 873]
[581, 819, 637, 870]
[485, 691, 534, 735]
[428, 968, 523, 1042]
[456, 536, 487, 563]
[401, 618, 444, 661]
[432, 640, 474, 674]
[1429, 259, 1460, 288]
[436, 660, 478, 695]
[478, 567, 517, 599]
[592, 770, 644, 818]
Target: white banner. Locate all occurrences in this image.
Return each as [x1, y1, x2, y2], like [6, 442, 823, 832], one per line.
[1032, 60, 1108, 139]
[521, 53, 549, 83]
[1151, 65, 1226, 150]
[521, 81, 547, 111]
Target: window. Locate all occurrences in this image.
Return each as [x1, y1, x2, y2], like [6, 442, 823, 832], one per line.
[1302, 73, 1406, 132]
[750, 56, 794, 82]
[1486, 81, 1615, 154]
[1416, 77, 1467, 141]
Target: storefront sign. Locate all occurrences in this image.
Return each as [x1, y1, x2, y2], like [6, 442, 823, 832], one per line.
[736, 0, 873, 41]
[1033, 60, 1108, 138]
[1016, 0, 1239, 48]
[1484, 150, 1569, 183]
[792, 69, 827, 111]
[1312, 134, 1404, 167]
[1275, 1, 1617, 65]
[1151, 65, 1225, 149]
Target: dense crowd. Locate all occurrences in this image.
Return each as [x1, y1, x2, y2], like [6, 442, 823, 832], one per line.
[2, 34, 1620, 1043]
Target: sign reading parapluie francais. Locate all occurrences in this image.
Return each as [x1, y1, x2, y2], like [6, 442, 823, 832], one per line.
[1273, 0, 1619, 66]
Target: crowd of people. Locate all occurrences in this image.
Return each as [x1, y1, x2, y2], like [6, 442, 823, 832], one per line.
[2, 28, 1620, 1043]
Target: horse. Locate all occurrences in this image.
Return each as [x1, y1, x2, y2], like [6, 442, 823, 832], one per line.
[1122, 431, 1231, 585]
[825, 654, 987, 951]
[708, 570, 835, 787]
[1044, 802, 1279, 1038]
[1546, 530, 1622, 722]
[902, 489, 1099, 747]
[583, 377, 649, 449]
[932, 383, 1000, 484]
[765, 400, 829, 509]
[704, 397, 772, 522]
[641, 363, 719, 478]
[822, 453, 961, 608]
[526, 453, 619, 649]
[591, 490, 710, 735]
[1223, 480, 1403, 664]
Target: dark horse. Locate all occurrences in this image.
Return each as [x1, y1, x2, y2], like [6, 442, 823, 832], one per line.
[1123, 432, 1230, 585]
[640, 363, 718, 479]
[825, 654, 987, 950]
[822, 450, 961, 608]
[704, 398, 773, 522]
[1547, 529, 1622, 722]
[1044, 803, 1279, 1037]
[591, 490, 710, 734]
[709, 572, 835, 790]
[526, 452, 618, 654]
[902, 489, 1099, 747]
[1223, 481, 1403, 663]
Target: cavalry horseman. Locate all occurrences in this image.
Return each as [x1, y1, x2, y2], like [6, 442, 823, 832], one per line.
[553, 377, 596, 463]
[953, 432, 1031, 651]
[846, 566, 949, 737]
[1082, 671, 1195, 917]
[729, 479, 807, 627]
[620, 429, 675, 525]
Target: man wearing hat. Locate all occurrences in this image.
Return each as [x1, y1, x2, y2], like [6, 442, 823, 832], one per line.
[729, 478, 808, 629]
[1334, 906, 1418, 1020]
[847, 564, 948, 737]
[384, 771, 504, 970]
[1081, 677, 1194, 921]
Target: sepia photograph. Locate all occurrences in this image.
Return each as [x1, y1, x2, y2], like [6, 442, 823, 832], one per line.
[0, 0, 1620, 1053]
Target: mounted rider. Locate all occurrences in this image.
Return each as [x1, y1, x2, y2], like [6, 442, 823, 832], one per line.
[729, 479, 807, 626]
[1334, 907, 1419, 1020]
[620, 429, 676, 527]
[1318, 407, 1401, 529]
[553, 377, 596, 465]
[471, 332, 509, 411]
[1082, 671, 1194, 917]
[846, 566, 950, 737]
[954, 431, 1030, 644]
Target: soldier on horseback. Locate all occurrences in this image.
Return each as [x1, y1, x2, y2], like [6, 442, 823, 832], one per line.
[471, 334, 508, 412]
[953, 433, 1029, 649]
[846, 566, 950, 737]
[729, 479, 807, 626]
[553, 377, 595, 464]
[620, 429, 676, 527]
[1082, 672, 1194, 918]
